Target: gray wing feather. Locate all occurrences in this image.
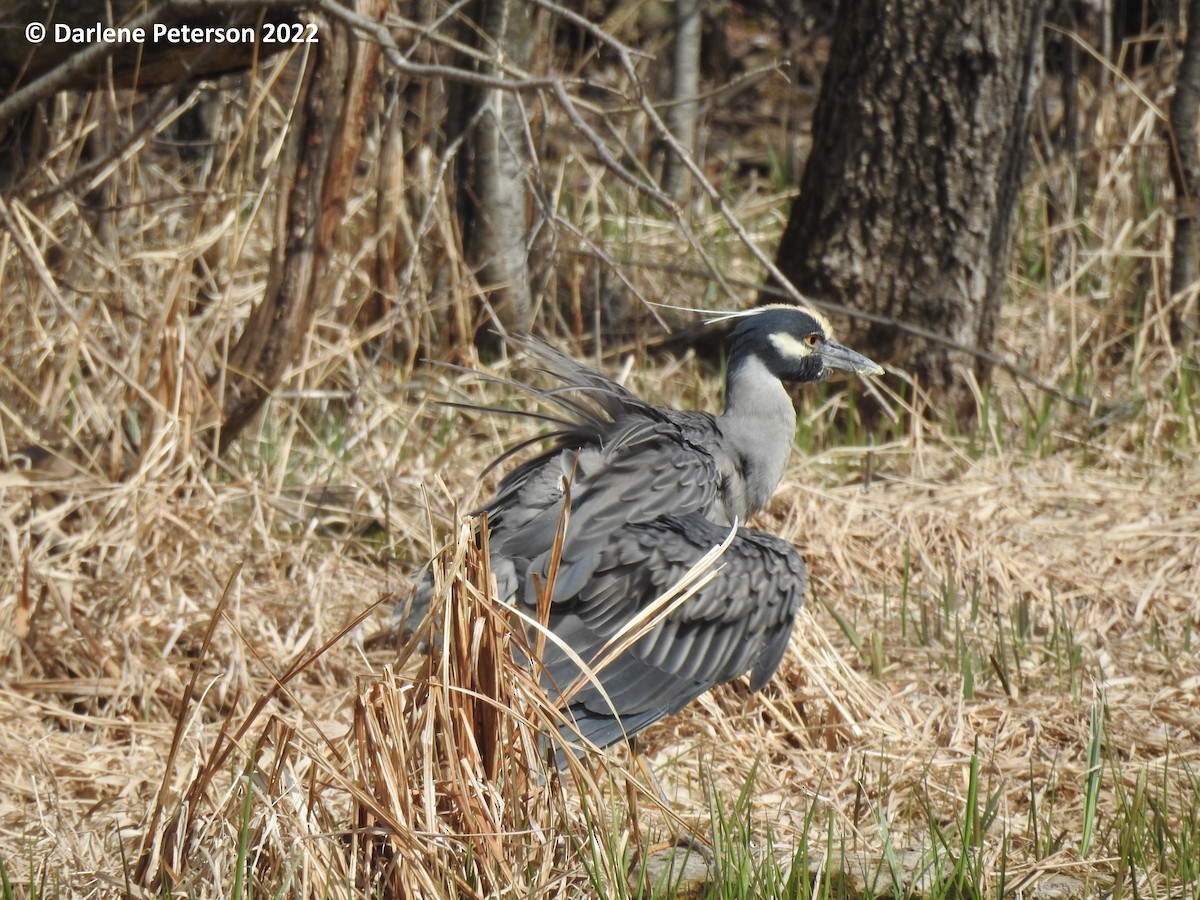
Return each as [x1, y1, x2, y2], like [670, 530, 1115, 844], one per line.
[533, 515, 807, 750]
[502, 335, 653, 422]
[487, 417, 724, 580]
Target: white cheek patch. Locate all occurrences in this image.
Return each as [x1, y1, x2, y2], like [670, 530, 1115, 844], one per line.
[769, 332, 815, 361]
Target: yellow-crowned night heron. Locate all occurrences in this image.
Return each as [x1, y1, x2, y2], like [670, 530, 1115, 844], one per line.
[400, 304, 883, 757]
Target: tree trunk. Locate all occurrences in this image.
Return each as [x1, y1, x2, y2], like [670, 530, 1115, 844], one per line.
[768, 0, 1046, 418]
[210, 0, 384, 452]
[458, 0, 536, 348]
[1169, 0, 1200, 341]
[662, 0, 701, 200]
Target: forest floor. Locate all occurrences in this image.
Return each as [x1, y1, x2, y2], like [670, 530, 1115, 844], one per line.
[3, 272, 1197, 897]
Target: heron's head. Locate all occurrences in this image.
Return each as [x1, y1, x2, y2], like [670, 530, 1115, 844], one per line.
[726, 304, 884, 384]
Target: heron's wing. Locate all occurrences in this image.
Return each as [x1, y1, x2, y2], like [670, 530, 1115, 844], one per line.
[487, 417, 723, 576]
[537, 515, 807, 752]
[486, 391, 715, 510]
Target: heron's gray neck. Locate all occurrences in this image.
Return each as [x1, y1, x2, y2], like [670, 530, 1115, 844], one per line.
[720, 355, 797, 517]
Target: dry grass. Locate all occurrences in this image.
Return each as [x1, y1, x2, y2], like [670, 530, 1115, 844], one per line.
[2, 10, 1199, 899]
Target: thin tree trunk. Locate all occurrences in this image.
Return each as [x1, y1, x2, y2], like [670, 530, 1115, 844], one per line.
[1169, 0, 1200, 341]
[767, 0, 1046, 418]
[663, 0, 701, 200]
[465, 0, 536, 347]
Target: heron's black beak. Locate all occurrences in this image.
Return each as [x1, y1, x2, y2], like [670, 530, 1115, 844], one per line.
[817, 341, 884, 377]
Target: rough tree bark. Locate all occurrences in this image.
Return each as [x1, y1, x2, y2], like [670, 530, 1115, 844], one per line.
[1168, 0, 1200, 341]
[210, 0, 384, 452]
[768, 0, 1046, 418]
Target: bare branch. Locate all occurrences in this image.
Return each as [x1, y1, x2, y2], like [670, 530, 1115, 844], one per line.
[549, 81, 675, 210]
[528, 0, 803, 307]
[318, 0, 560, 90]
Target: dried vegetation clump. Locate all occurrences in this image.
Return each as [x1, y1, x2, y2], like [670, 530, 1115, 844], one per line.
[1, 10, 1199, 899]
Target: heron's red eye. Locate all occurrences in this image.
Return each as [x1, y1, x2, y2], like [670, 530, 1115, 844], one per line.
[805, 333, 820, 347]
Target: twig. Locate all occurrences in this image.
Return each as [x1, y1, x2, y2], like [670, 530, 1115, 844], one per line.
[549, 81, 675, 210]
[27, 79, 205, 207]
[134, 563, 243, 884]
[528, 0, 792, 306]
[318, 0, 561, 90]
